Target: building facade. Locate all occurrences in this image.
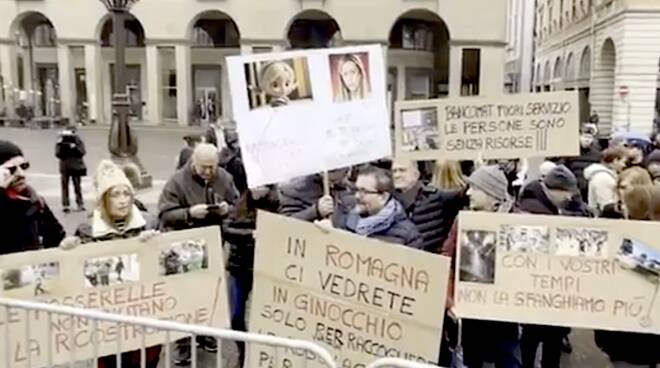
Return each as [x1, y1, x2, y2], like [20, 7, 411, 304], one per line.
[0, 0, 507, 126]
[534, 0, 660, 134]
[505, 0, 537, 93]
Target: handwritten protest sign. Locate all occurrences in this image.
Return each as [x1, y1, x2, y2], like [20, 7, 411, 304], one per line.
[0, 227, 229, 367]
[455, 211, 660, 333]
[227, 45, 391, 188]
[249, 211, 450, 368]
[394, 91, 580, 161]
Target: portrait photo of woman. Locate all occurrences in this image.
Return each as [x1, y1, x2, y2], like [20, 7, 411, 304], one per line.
[329, 52, 371, 102]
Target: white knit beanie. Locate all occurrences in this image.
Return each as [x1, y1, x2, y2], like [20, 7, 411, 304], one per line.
[95, 160, 134, 203]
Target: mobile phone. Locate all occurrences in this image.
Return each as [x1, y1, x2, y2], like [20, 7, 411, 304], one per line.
[207, 204, 220, 210]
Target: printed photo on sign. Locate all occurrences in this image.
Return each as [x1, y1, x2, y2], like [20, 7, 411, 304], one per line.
[556, 228, 608, 257]
[401, 107, 441, 152]
[329, 52, 371, 102]
[244, 57, 313, 110]
[500, 225, 549, 254]
[159, 239, 208, 276]
[460, 230, 496, 284]
[617, 238, 660, 281]
[83, 254, 139, 288]
[2, 262, 60, 295]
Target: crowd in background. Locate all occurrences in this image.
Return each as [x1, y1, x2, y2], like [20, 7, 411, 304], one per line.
[3, 117, 660, 367]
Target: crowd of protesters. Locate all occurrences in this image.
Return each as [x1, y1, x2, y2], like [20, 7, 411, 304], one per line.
[3, 118, 660, 368]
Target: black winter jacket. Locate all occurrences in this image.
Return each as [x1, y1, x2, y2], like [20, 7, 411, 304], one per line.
[518, 180, 591, 217]
[55, 134, 87, 176]
[394, 183, 467, 252]
[278, 175, 355, 228]
[0, 186, 64, 255]
[562, 145, 601, 199]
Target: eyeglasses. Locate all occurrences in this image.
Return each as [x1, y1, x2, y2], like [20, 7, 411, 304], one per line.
[355, 188, 381, 196]
[5, 162, 30, 175]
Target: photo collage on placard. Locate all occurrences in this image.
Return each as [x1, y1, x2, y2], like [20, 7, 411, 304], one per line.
[459, 225, 611, 284]
[83, 254, 140, 288]
[400, 107, 441, 153]
[241, 50, 373, 111]
[617, 237, 660, 283]
[159, 239, 209, 276]
[2, 262, 60, 296]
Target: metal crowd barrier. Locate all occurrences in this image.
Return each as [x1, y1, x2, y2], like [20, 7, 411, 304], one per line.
[366, 358, 442, 368]
[0, 297, 337, 368]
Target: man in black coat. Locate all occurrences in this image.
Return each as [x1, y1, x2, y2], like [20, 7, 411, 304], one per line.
[0, 140, 65, 255]
[55, 126, 87, 213]
[517, 165, 590, 368]
[562, 127, 601, 200]
[392, 160, 462, 252]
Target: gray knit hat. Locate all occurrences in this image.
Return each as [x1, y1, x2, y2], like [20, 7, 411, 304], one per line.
[467, 165, 509, 201]
[544, 165, 578, 192]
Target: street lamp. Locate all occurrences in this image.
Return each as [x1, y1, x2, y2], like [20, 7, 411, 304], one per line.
[99, 0, 151, 188]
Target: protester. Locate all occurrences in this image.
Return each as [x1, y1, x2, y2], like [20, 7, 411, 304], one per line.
[158, 143, 238, 364]
[59, 160, 159, 368]
[55, 126, 87, 213]
[430, 160, 470, 251]
[595, 185, 660, 367]
[219, 129, 247, 194]
[176, 133, 202, 170]
[223, 185, 279, 367]
[159, 143, 239, 232]
[584, 146, 629, 215]
[645, 149, 660, 184]
[338, 166, 422, 247]
[278, 168, 355, 227]
[392, 159, 452, 252]
[0, 140, 64, 255]
[517, 165, 590, 368]
[563, 126, 602, 199]
[601, 167, 654, 219]
[204, 119, 226, 150]
[610, 132, 653, 168]
[440, 166, 521, 368]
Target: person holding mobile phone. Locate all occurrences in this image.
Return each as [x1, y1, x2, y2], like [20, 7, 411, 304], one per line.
[157, 143, 239, 365]
[0, 140, 65, 255]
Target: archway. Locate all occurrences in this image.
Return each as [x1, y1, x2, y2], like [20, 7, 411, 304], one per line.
[578, 46, 592, 122]
[286, 10, 342, 49]
[388, 9, 450, 100]
[188, 10, 241, 124]
[9, 12, 59, 117]
[600, 38, 616, 130]
[565, 52, 575, 86]
[579, 46, 591, 81]
[543, 60, 551, 91]
[553, 56, 563, 90]
[535, 64, 542, 92]
[98, 14, 146, 120]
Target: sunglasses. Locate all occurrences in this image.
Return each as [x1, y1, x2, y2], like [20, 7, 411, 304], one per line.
[6, 162, 30, 175]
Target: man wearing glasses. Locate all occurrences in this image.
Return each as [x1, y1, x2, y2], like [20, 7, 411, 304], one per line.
[340, 166, 422, 248]
[0, 140, 65, 255]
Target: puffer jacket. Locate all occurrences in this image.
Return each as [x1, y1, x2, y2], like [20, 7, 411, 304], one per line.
[394, 183, 467, 252]
[584, 163, 618, 213]
[278, 174, 355, 227]
[341, 198, 423, 248]
[518, 180, 592, 217]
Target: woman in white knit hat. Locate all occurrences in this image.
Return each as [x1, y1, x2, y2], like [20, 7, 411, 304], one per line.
[59, 160, 160, 368]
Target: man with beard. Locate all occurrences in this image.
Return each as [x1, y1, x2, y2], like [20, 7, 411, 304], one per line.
[0, 140, 64, 255]
[338, 166, 422, 247]
[440, 165, 521, 368]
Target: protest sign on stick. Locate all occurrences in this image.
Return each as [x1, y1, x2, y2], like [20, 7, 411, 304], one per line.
[0, 227, 229, 367]
[455, 211, 660, 334]
[248, 211, 450, 368]
[227, 45, 391, 188]
[394, 91, 580, 161]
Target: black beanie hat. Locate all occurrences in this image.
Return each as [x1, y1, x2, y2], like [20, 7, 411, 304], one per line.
[0, 140, 23, 166]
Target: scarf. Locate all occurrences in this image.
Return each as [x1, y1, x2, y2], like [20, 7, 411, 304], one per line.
[92, 205, 147, 239]
[352, 198, 400, 237]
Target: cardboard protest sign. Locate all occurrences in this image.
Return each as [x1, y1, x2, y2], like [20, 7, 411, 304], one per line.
[249, 211, 450, 368]
[0, 227, 229, 367]
[455, 211, 660, 333]
[227, 45, 391, 188]
[394, 91, 580, 161]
